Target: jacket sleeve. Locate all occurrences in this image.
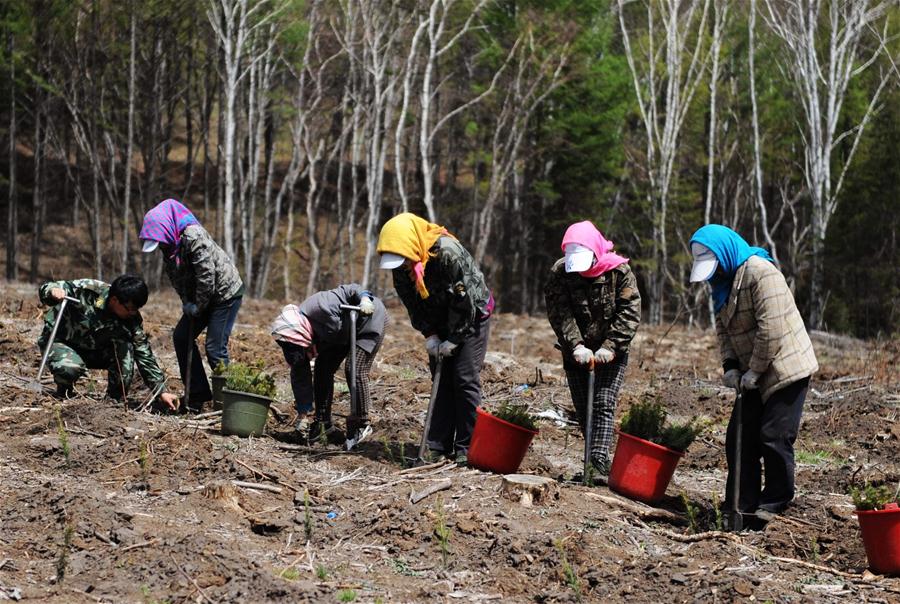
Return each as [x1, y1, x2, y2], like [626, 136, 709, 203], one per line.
[185, 231, 216, 311]
[164, 259, 187, 304]
[601, 267, 642, 353]
[393, 269, 435, 337]
[131, 318, 166, 391]
[544, 263, 582, 352]
[748, 264, 790, 374]
[443, 248, 482, 344]
[715, 313, 738, 366]
[39, 280, 73, 305]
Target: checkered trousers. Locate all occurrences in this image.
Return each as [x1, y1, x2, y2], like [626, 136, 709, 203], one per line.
[565, 352, 629, 466]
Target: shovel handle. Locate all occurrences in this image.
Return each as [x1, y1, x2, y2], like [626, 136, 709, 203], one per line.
[339, 304, 362, 312]
[418, 355, 443, 461]
[36, 298, 70, 386]
[583, 358, 596, 485]
[731, 387, 744, 530]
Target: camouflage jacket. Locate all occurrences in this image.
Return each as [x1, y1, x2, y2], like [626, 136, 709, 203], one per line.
[38, 279, 166, 390]
[393, 236, 492, 344]
[544, 259, 642, 362]
[164, 224, 244, 311]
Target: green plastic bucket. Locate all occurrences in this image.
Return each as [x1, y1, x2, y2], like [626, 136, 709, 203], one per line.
[221, 388, 271, 437]
[211, 375, 226, 411]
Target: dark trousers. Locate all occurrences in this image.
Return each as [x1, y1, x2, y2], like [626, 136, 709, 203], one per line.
[565, 353, 628, 467]
[725, 377, 809, 514]
[426, 317, 491, 457]
[278, 335, 383, 424]
[173, 296, 242, 402]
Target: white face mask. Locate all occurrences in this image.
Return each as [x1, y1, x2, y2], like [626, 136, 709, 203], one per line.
[689, 242, 719, 282]
[564, 243, 595, 273]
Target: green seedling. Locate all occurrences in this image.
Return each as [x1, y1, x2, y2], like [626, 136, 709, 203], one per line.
[316, 564, 328, 581]
[139, 585, 170, 604]
[398, 367, 417, 380]
[434, 497, 451, 567]
[493, 401, 538, 431]
[55, 407, 70, 463]
[390, 557, 418, 577]
[850, 482, 900, 510]
[304, 490, 314, 542]
[554, 539, 582, 601]
[711, 492, 724, 531]
[809, 537, 820, 563]
[795, 449, 833, 466]
[620, 396, 706, 452]
[380, 437, 395, 464]
[138, 440, 150, 480]
[337, 589, 356, 602]
[55, 523, 74, 582]
[224, 361, 277, 398]
[279, 567, 300, 581]
[681, 492, 699, 534]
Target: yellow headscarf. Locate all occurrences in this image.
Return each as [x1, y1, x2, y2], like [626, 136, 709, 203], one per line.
[376, 212, 454, 298]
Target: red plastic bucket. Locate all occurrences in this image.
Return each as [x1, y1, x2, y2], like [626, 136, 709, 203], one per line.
[467, 407, 539, 474]
[856, 502, 900, 575]
[608, 430, 684, 504]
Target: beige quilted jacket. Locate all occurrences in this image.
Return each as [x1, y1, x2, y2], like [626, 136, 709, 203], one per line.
[715, 255, 818, 401]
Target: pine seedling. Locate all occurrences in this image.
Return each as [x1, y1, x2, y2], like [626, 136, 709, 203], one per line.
[711, 492, 724, 531]
[55, 523, 74, 582]
[138, 440, 150, 481]
[681, 492, 699, 534]
[434, 496, 451, 567]
[303, 490, 314, 542]
[337, 589, 356, 602]
[554, 539, 582, 601]
[619, 397, 667, 442]
[494, 402, 538, 431]
[315, 564, 328, 581]
[850, 483, 896, 510]
[55, 407, 70, 463]
[381, 436, 395, 464]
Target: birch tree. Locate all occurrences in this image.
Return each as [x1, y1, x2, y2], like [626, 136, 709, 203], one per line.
[618, 0, 715, 324]
[762, 0, 895, 328]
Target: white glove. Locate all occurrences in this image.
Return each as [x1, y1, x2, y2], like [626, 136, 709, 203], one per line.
[572, 344, 593, 365]
[723, 369, 741, 389]
[425, 335, 441, 357]
[359, 297, 375, 316]
[741, 370, 761, 390]
[594, 348, 615, 364]
[439, 340, 458, 357]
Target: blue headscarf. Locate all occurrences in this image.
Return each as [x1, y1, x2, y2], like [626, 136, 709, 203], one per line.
[690, 224, 773, 314]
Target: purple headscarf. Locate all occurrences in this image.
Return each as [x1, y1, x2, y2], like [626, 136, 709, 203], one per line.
[139, 199, 200, 264]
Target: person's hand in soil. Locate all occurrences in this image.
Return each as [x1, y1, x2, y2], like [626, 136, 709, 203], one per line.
[158, 392, 178, 411]
[49, 287, 66, 303]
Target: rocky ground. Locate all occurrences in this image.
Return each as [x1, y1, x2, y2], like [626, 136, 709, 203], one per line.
[1, 281, 900, 603]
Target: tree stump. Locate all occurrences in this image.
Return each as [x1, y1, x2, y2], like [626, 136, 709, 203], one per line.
[500, 474, 559, 507]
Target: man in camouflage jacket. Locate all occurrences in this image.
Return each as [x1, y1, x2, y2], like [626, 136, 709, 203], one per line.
[37, 274, 178, 408]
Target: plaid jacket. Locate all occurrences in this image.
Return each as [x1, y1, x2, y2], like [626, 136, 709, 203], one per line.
[715, 255, 818, 401]
[544, 259, 642, 366]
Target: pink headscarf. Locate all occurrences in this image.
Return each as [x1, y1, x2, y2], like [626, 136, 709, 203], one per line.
[139, 199, 200, 265]
[561, 221, 629, 278]
[270, 305, 317, 358]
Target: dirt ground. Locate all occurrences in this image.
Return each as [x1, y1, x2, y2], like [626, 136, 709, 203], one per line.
[1, 281, 900, 603]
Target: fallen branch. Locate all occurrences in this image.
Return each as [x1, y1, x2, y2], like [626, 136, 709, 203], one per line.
[193, 410, 223, 420]
[398, 460, 452, 475]
[170, 553, 216, 604]
[767, 555, 859, 579]
[652, 527, 744, 544]
[583, 491, 686, 525]
[232, 480, 283, 494]
[120, 538, 160, 553]
[410, 479, 452, 504]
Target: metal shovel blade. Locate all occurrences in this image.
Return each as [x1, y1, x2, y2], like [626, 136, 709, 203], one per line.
[345, 425, 373, 451]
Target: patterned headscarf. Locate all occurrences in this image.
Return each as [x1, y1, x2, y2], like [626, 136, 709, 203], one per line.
[561, 221, 629, 278]
[270, 305, 317, 357]
[139, 199, 200, 265]
[376, 213, 454, 299]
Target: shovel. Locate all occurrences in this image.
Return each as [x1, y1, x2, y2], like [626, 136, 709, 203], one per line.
[417, 355, 444, 463]
[731, 387, 745, 531]
[583, 358, 596, 486]
[31, 295, 81, 393]
[340, 304, 369, 451]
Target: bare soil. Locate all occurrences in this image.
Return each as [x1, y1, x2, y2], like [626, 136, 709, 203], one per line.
[1, 282, 900, 603]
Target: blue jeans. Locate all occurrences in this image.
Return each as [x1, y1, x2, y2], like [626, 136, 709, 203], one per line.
[174, 296, 242, 403]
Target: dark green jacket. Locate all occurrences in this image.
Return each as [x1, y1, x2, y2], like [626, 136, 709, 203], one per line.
[544, 259, 642, 362]
[38, 279, 166, 390]
[164, 224, 243, 311]
[393, 236, 492, 344]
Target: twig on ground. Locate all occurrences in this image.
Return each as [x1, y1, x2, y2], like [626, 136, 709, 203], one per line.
[232, 480, 283, 494]
[170, 553, 216, 604]
[583, 491, 686, 525]
[120, 539, 160, 553]
[410, 479, 452, 504]
[398, 460, 452, 475]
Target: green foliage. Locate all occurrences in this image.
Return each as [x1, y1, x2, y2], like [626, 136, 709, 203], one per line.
[336, 589, 356, 602]
[223, 361, 277, 399]
[681, 492, 699, 534]
[553, 539, 582, 601]
[279, 567, 300, 581]
[493, 402, 538, 431]
[138, 439, 150, 480]
[213, 360, 228, 376]
[55, 523, 74, 582]
[315, 564, 328, 580]
[434, 497, 451, 568]
[303, 490, 313, 542]
[55, 407, 70, 462]
[619, 397, 706, 452]
[850, 483, 899, 511]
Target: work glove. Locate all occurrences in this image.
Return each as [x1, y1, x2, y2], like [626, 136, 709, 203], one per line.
[182, 302, 200, 317]
[359, 296, 375, 316]
[723, 369, 742, 390]
[741, 370, 761, 391]
[572, 344, 593, 366]
[438, 340, 458, 358]
[425, 334, 442, 357]
[594, 347, 615, 364]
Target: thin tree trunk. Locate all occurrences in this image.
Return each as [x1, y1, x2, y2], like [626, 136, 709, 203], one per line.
[121, 4, 137, 273]
[6, 32, 17, 281]
[29, 95, 43, 282]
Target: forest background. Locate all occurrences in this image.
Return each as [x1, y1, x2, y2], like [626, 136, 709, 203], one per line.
[1, 0, 898, 337]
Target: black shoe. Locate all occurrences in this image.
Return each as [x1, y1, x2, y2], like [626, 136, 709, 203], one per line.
[176, 398, 208, 414]
[308, 420, 334, 444]
[55, 383, 76, 400]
